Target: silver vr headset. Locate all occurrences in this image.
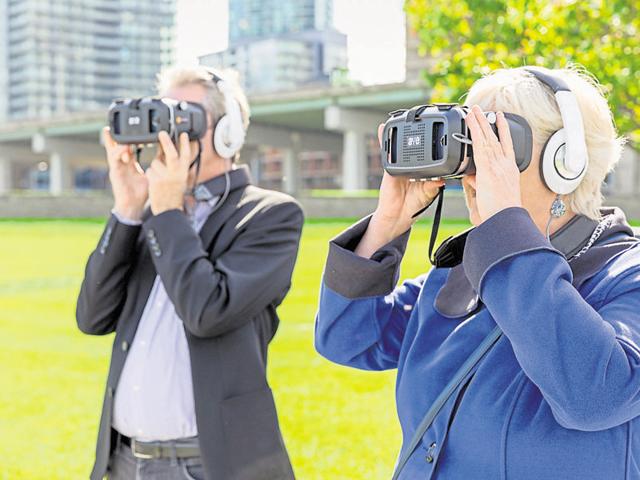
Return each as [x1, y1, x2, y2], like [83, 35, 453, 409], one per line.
[380, 103, 533, 179]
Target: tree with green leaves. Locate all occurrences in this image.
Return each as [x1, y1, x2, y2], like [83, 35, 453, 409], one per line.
[405, 0, 640, 147]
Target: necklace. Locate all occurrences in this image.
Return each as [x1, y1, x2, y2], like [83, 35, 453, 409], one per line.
[568, 216, 613, 262]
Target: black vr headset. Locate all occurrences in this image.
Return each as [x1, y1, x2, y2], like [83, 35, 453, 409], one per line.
[380, 67, 590, 267]
[381, 104, 533, 178]
[108, 97, 208, 145]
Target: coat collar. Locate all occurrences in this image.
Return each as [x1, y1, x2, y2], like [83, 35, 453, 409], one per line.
[434, 207, 638, 319]
[193, 165, 252, 200]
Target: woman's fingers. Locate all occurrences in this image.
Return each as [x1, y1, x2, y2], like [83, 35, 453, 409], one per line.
[472, 106, 504, 160]
[465, 108, 490, 170]
[496, 111, 515, 159]
[420, 179, 446, 199]
[472, 106, 497, 141]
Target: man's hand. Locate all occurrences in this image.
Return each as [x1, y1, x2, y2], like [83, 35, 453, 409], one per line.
[104, 127, 148, 221]
[464, 105, 522, 223]
[354, 124, 445, 258]
[146, 132, 193, 216]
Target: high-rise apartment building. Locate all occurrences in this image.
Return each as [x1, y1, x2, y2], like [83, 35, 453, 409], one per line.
[229, 0, 333, 42]
[1, 0, 175, 121]
[0, 0, 9, 122]
[201, 0, 346, 93]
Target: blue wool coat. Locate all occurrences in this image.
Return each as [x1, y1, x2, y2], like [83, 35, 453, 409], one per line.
[315, 207, 640, 479]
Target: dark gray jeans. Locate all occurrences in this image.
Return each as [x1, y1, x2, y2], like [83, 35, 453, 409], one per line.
[107, 437, 205, 480]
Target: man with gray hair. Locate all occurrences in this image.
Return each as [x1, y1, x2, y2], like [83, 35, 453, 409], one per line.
[76, 66, 302, 480]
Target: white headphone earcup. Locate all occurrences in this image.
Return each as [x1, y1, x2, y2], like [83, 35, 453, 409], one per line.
[210, 78, 246, 159]
[540, 128, 586, 195]
[213, 115, 236, 159]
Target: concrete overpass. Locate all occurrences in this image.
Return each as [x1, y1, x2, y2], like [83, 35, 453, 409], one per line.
[0, 81, 432, 196]
[1, 80, 638, 220]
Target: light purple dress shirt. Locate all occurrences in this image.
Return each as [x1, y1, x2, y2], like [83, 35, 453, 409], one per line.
[111, 198, 218, 441]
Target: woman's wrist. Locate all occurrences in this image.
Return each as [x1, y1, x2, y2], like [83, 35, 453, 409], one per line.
[371, 210, 413, 241]
[354, 212, 412, 258]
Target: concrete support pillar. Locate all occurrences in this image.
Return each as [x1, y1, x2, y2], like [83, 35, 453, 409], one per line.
[240, 145, 260, 180]
[249, 154, 262, 185]
[324, 106, 379, 192]
[632, 148, 640, 196]
[49, 152, 73, 195]
[342, 130, 368, 191]
[282, 149, 299, 195]
[614, 146, 637, 196]
[282, 133, 301, 195]
[0, 157, 11, 195]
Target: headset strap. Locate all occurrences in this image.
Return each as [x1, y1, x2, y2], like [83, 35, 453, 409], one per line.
[391, 325, 503, 480]
[411, 185, 446, 266]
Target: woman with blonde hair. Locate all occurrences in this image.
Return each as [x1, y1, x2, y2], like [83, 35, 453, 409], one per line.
[315, 66, 640, 479]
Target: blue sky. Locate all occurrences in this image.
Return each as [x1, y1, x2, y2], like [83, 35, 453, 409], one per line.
[175, 0, 407, 85]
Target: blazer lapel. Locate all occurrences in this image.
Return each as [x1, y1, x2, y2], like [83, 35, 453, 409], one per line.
[195, 166, 253, 254]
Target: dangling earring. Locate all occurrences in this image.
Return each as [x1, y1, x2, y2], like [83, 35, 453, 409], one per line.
[546, 194, 567, 240]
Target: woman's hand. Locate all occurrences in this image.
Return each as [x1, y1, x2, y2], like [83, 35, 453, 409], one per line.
[146, 131, 193, 215]
[104, 127, 148, 221]
[464, 105, 522, 223]
[354, 124, 445, 258]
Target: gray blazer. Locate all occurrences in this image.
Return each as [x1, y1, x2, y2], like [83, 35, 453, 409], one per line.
[76, 166, 303, 480]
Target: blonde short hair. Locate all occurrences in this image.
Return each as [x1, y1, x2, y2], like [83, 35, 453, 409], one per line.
[465, 66, 625, 220]
[157, 66, 250, 132]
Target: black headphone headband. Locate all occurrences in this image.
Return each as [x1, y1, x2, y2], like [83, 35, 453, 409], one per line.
[524, 67, 571, 93]
[208, 71, 224, 85]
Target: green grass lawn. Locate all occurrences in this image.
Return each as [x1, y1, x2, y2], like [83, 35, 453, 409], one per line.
[0, 217, 469, 480]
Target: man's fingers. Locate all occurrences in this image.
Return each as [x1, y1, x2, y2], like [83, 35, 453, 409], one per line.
[179, 133, 191, 166]
[121, 146, 131, 164]
[496, 112, 515, 159]
[133, 160, 145, 175]
[106, 145, 131, 169]
[377, 123, 385, 147]
[103, 126, 136, 165]
[155, 144, 165, 164]
[102, 127, 116, 149]
[158, 131, 179, 167]
[149, 158, 168, 175]
[145, 165, 157, 183]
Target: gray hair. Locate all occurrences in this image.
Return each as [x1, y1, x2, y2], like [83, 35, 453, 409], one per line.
[157, 66, 250, 132]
